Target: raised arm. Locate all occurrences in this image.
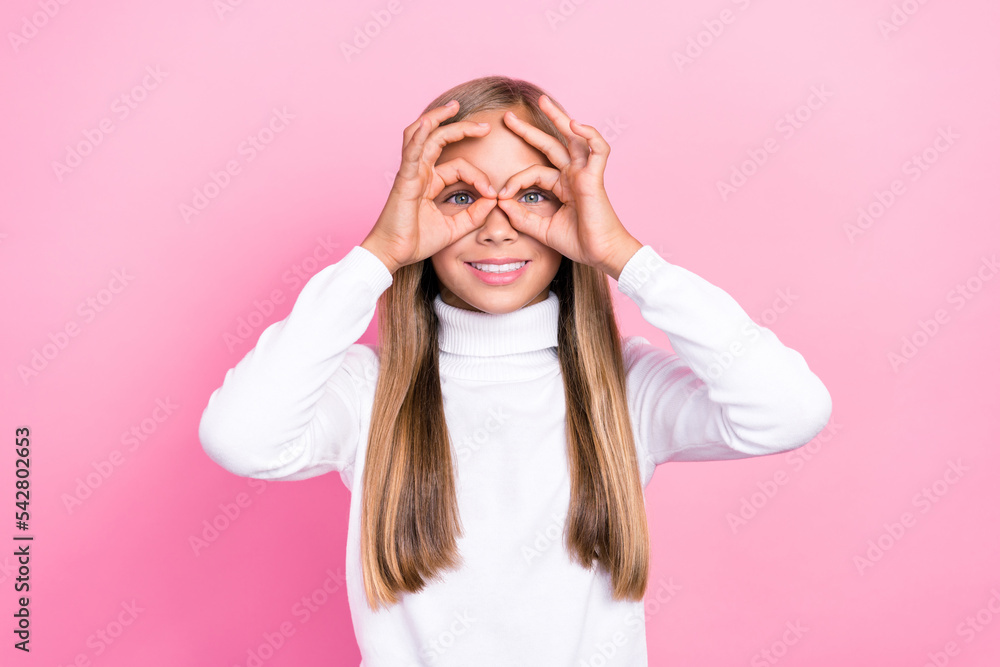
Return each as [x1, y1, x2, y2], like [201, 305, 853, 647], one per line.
[198, 245, 393, 483]
[616, 245, 832, 478]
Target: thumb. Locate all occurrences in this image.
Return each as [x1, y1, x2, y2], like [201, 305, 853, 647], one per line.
[497, 198, 543, 241]
[452, 196, 497, 239]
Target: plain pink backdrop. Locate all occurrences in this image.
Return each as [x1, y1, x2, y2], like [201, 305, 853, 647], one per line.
[3, 0, 999, 665]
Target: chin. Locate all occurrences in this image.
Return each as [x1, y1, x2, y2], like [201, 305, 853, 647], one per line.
[451, 289, 535, 315]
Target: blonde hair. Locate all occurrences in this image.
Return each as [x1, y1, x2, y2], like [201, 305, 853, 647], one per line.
[361, 75, 649, 610]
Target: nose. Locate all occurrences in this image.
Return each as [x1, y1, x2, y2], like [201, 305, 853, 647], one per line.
[475, 199, 518, 243]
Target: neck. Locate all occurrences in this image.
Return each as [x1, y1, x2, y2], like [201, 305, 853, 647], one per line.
[433, 290, 560, 358]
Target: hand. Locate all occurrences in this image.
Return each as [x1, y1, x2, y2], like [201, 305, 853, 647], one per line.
[361, 100, 499, 274]
[494, 95, 642, 280]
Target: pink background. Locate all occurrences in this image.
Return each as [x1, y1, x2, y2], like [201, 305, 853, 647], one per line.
[3, 0, 999, 665]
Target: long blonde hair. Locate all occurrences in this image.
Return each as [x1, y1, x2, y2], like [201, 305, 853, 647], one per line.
[361, 75, 649, 610]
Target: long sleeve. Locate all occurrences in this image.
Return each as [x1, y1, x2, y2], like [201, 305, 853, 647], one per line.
[198, 245, 393, 482]
[615, 245, 832, 474]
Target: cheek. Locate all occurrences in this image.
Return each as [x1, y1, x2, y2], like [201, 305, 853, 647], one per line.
[429, 255, 448, 283]
[538, 251, 564, 279]
[430, 252, 464, 286]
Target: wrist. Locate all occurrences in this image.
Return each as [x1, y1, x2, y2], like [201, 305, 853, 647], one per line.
[602, 235, 644, 281]
[360, 236, 399, 275]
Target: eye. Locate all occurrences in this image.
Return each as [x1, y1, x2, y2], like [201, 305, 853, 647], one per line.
[520, 189, 550, 205]
[443, 190, 475, 206]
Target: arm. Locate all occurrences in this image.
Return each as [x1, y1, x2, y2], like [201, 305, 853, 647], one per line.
[198, 245, 393, 482]
[615, 245, 832, 469]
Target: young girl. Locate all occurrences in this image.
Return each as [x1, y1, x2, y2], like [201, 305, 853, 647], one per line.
[199, 75, 832, 666]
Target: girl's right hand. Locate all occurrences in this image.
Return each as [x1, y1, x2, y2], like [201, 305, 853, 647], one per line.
[360, 101, 499, 274]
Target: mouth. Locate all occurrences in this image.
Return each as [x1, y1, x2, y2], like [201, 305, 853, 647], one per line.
[464, 259, 530, 285]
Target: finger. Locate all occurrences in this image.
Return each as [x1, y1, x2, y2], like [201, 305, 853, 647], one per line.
[400, 118, 488, 187]
[397, 117, 431, 182]
[459, 195, 498, 232]
[418, 119, 492, 171]
[428, 157, 497, 201]
[443, 190, 498, 243]
[402, 100, 459, 150]
[501, 110, 571, 171]
[568, 118, 611, 176]
[496, 197, 546, 244]
[398, 101, 466, 181]
[495, 164, 567, 206]
[536, 94, 591, 165]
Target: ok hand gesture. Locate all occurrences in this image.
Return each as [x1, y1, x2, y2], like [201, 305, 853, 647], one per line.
[361, 100, 499, 274]
[495, 95, 642, 280]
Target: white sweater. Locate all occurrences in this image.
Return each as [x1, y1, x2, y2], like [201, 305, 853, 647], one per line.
[198, 244, 832, 667]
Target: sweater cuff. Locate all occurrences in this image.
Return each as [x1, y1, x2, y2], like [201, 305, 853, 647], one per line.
[342, 244, 394, 299]
[616, 245, 670, 298]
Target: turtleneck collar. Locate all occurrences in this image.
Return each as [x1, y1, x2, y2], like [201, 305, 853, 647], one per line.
[433, 290, 560, 358]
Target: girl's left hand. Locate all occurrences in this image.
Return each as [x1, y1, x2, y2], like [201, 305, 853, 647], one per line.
[496, 95, 642, 280]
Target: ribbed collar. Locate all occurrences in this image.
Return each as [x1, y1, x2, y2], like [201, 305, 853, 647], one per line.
[433, 290, 560, 357]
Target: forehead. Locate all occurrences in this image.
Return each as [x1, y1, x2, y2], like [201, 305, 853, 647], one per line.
[435, 107, 555, 175]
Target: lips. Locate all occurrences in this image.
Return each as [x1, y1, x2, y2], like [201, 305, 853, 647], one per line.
[465, 257, 528, 264]
[464, 259, 530, 284]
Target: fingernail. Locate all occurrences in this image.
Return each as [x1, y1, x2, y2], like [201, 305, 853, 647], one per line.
[487, 184, 496, 196]
[447, 100, 457, 106]
[497, 186, 507, 197]
[477, 122, 489, 127]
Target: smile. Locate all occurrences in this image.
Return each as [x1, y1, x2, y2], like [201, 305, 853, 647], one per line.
[468, 261, 527, 273]
[464, 260, 530, 285]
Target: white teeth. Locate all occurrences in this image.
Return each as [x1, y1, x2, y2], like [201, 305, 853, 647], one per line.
[471, 261, 527, 273]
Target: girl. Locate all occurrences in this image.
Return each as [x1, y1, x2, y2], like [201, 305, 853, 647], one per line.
[199, 75, 832, 666]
